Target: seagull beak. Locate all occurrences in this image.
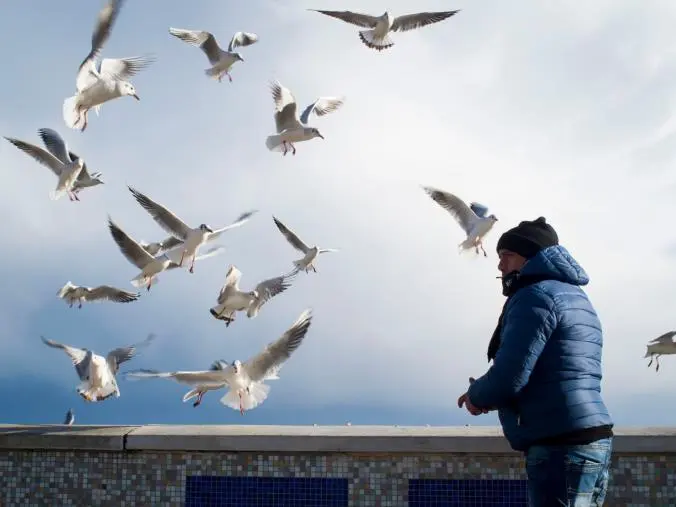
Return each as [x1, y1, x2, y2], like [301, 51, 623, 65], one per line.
[133, 94, 140, 101]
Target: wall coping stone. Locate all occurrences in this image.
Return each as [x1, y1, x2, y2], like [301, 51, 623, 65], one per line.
[1, 425, 675, 454]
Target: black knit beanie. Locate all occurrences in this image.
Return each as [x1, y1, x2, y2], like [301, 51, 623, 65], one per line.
[495, 216, 559, 259]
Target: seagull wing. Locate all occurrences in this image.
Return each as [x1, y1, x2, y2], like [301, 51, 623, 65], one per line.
[228, 31, 259, 52]
[299, 97, 345, 125]
[127, 186, 193, 240]
[218, 265, 243, 299]
[4, 137, 64, 176]
[422, 186, 479, 234]
[169, 28, 223, 65]
[80, 0, 126, 67]
[37, 128, 73, 165]
[107, 217, 157, 270]
[106, 333, 155, 375]
[309, 10, 379, 28]
[272, 216, 310, 253]
[124, 368, 229, 386]
[270, 81, 302, 133]
[41, 336, 91, 381]
[648, 331, 676, 344]
[205, 209, 258, 241]
[248, 272, 296, 316]
[243, 309, 312, 382]
[99, 55, 155, 82]
[391, 10, 460, 32]
[469, 202, 489, 218]
[86, 285, 140, 304]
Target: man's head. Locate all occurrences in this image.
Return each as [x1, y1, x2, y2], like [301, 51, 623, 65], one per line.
[496, 216, 559, 275]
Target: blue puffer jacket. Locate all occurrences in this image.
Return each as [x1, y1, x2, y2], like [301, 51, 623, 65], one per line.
[467, 245, 613, 451]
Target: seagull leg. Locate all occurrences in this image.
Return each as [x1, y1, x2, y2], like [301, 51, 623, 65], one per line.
[311, 265, 317, 273]
[480, 242, 487, 257]
[189, 253, 196, 274]
[282, 141, 288, 156]
[178, 250, 186, 266]
[291, 143, 296, 155]
[656, 355, 661, 372]
[238, 392, 244, 415]
[146, 277, 153, 292]
[80, 110, 89, 132]
[227, 72, 233, 83]
[648, 357, 653, 368]
[193, 392, 205, 407]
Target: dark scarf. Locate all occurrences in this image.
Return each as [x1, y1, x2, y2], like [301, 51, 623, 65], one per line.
[487, 271, 551, 362]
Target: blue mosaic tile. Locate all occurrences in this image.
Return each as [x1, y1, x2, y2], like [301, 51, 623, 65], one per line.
[408, 479, 529, 507]
[185, 476, 349, 507]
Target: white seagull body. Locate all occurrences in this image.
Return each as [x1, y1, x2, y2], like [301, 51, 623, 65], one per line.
[41, 333, 155, 402]
[128, 310, 312, 414]
[4, 129, 85, 201]
[309, 9, 460, 51]
[127, 185, 256, 273]
[107, 217, 225, 291]
[422, 186, 498, 257]
[57, 281, 139, 308]
[645, 331, 676, 372]
[272, 216, 338, 273]
[168, 28, 258, 82]
[209, 265, 296, 326]
[63, 0, 154, 131]
[265, 80, 344, 156]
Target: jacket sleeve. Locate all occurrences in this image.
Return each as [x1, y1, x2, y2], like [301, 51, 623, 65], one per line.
[467, 287, 557, 409]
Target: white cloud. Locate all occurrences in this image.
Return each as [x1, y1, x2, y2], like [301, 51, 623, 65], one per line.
[1, 0, 676, 422]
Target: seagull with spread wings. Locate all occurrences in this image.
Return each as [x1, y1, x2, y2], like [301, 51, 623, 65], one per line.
[272, 216, 338, 273]
[168, 28, 258, 82]
[41, 333, 155, 402]
[63, 0, 154, 131]
[422, 186, 498, 257]
[645, 331, 676, 372]
[4, 129, 85, 201]
[126, 310, 312, 414]
[209, 265, 297, 326]
[57, 281, 139, 309]
[265, 80, 344, 156]
[127, 185, 256, 274]
[107, 217, 225, 291]
[309, 9, 460, 51]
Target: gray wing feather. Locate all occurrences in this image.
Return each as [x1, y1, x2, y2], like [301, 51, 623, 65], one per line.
[87, 286, 140, 303]
[169, 28, 223, 65]
[106, 333, 156, 375]
[4, 137, 64, 176]
[309, 9, 379, 28]
[127, 186, 192, 240]
[270, 81, 301, 133]
[228, 31, 258, 52]
[422, 186, 478, 234]
[40, 336, 91, 381]
[107, 217, 156, 269]
[77, 0, 126, 73]
[469, 202, 489, 218]
[391, 10, 460, 32]
[272, 216, 310, 253]
[649, 331, 676, 344]
[251, 273, 295, 309]
[299, 97, 344, 125]
[37, 128, 72, 165]
[243, 310, 312, 382]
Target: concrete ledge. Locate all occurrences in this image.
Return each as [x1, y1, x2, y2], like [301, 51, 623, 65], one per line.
[1, 425, 676, 454]
[0, 425, 139, 451]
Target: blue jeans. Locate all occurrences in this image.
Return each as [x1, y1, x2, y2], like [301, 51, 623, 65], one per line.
[525, 437, 613, 507]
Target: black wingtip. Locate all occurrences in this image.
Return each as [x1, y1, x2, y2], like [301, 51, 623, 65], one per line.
[209, 308, 218, 318]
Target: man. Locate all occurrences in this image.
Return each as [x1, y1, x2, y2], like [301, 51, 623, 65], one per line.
[457, 216, 614, 506]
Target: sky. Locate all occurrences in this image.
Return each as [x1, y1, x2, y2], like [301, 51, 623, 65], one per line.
[1, 0, 676, 428]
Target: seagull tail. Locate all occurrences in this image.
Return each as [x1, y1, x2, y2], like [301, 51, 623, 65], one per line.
[265, 135, 282, 152]
[204, 66, 224, 79]
[77, 381, 119, 403]
[219, 383, 270, 412]
[130, 274, 149, 288]
[358, 30, 394, 51]
[49, 188, 66, 201]
[62, 95, 81, 129]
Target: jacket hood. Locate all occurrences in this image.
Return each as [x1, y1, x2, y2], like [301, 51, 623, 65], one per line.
[519, 245, 589, 286]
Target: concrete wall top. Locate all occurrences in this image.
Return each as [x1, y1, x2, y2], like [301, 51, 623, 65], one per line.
[1, 425, 675, 454]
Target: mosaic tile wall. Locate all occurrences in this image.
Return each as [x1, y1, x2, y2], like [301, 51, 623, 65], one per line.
[0, 450, 674, 506]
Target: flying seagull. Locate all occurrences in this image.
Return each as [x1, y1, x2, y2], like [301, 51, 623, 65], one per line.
[127, 185, 256, 273]
[57, 281, 139, 309]
[4, 129, 85, 201]
[168, 28, 258, 83]
[124, 358, 277, 408]
[41, 333, 155, 402]
[209, 265, 297, 326]
[422, 186, 498, 257]
[63, 0, 154, 131]
[265, 80, 344, 156]
[107, 217, 225, 291]
[645, 331, 676, 372]
[127, 310, 312, 414]
[272, 216, 338, 273]
[309, 9, 460, 51]
[63, 408, 75, 425]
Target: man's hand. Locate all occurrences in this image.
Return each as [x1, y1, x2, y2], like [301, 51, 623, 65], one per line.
[457, 377, 490, 416]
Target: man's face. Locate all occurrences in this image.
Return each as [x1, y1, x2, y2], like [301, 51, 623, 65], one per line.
[497, 249, 527, 276]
